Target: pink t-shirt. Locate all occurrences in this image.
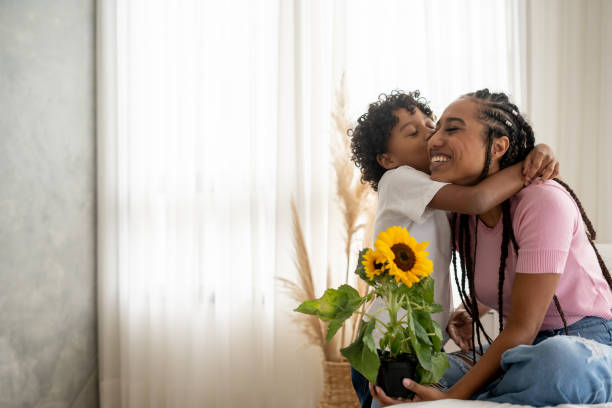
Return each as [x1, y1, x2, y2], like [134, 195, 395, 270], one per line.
[470, 180, 612, 331]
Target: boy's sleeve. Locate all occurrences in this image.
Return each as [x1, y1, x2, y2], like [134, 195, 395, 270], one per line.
[378, 166, 448, 222]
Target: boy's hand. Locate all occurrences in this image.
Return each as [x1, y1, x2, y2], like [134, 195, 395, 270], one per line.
[447, 310, 473, 352]
[522, 143, 559, 186]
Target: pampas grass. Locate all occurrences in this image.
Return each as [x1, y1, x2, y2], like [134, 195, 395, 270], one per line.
[280, 73, 376, 362]
[331, 73, 376, 347]
[277, 200, 342, 362]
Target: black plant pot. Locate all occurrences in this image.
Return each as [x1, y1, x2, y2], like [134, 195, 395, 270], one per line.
[375, 351, 418, 399]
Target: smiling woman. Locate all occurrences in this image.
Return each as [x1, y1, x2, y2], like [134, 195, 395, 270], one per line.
[407, 89, 612, 406]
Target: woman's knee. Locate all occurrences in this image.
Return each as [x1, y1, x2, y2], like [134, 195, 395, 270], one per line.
[490, 336, 612, 404]
[533, 336, 611, 370]
[500, 335, 612, 390]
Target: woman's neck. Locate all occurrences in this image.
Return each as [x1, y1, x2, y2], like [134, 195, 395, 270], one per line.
[479, 205, 502, 228]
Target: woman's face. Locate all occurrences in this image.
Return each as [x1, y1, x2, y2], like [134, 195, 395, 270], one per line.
[377, 108, 436, 174]
[427, 98, 495, 185]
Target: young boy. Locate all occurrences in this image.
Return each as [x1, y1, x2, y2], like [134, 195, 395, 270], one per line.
[348, 91, 558, 407]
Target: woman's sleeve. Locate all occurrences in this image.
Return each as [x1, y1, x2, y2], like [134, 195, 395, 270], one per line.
[513, 184, 579, 274]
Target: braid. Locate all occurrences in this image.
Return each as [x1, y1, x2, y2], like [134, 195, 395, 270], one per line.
[452, 213, 492, 362]
[496, 201, 512, 332]
[553, 178, 612, 290]
[478, 133, 494, 183]
[553, 296, 569, 335]
[450, 214, 470, 313]
[463, 214, 491, 358]
[471, 217, 493, 354]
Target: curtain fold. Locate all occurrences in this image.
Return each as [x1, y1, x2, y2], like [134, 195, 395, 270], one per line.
[523, 0, 612, 243]
[97, 1, 522, 407]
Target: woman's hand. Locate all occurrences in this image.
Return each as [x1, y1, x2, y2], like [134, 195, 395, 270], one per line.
[369, 380, 448, 406]
[369, 383, 406, 406]
[522, 143, 560, 185]
[447, 310, 473, 352]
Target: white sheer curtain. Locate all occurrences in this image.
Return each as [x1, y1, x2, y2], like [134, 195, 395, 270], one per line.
[523, 0, 612, 243]
[97, 1, 521, 407]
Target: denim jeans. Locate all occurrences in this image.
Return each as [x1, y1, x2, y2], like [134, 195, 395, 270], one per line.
[370, 312, 612, 408]
[351, 366, 372, 408]
[445, 312, 612, 407]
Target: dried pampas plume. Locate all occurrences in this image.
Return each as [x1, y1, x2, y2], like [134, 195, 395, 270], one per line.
[277, 200, 342, 361]
[331, 73, 377, 280]
[279, 73, 376, 362]
[331, 73, 377, 346]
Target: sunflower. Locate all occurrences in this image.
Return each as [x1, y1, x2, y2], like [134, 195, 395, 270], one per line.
[361, 248, 387, 280]
[374, 226, 433, 287]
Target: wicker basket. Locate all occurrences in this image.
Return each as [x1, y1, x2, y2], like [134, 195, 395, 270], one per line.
[316, 361, 360, 408]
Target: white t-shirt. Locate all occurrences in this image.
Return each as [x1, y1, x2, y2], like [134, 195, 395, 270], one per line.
[369, 165, 453, 346]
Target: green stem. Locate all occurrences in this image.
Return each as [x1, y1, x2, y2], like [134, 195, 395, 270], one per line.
[409, 301, 426, 310]
[356, 312, 391, 331]
[376, 322, 388, 333]
[357, 308, 387, 320]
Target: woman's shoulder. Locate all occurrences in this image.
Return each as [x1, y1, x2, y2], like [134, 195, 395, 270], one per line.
[512, 180, 580, 220]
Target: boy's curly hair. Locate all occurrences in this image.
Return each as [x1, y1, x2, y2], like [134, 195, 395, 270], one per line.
[349, 90, 434, 191]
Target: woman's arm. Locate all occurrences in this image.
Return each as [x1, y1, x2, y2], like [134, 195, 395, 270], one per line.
[428, 144, 559, 214]
[369, 272, 563, 405]
[371, 274, 563, 406]
[445, 273, 561, 400]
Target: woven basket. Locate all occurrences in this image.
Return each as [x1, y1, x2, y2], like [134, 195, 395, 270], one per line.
[316, 361, 360, 408]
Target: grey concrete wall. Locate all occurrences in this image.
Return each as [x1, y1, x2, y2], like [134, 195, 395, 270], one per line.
[0, 0, 98, 407]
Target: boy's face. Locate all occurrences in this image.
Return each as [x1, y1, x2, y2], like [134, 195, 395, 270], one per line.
[376, 108, 435, 173]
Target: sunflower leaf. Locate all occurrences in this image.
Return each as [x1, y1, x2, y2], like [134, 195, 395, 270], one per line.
[341, 318, 379, 384]
[413, 309, 444, 352]
[408, 276, 435, 304]
[428, 301, 444, 314]
[412, 313, 432, 347]
[406, 309, 433, 371]
[416, 351, 449, 384]
[294, 284, 366, 343]
[431, 320, 443, 352]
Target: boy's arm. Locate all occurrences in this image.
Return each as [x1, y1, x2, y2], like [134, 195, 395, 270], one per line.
[429, 162, 523, 214]
[429, 143, 559, 215]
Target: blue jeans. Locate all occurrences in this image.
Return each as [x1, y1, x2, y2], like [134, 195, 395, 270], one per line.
[439, 312, 612, 407]
[351, 366, 372, 408]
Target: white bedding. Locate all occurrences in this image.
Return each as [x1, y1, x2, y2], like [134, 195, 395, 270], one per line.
[394, 400, 612, 408]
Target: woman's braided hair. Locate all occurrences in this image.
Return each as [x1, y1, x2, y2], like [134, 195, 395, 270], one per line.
[451, 89, 612, 361]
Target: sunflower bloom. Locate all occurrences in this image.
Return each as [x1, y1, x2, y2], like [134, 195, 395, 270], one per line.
[374, 226, 433, 287]
[362, 248, 387, 280]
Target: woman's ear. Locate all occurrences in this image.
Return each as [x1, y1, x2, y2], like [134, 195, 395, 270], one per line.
[491, 136, 510, 159]
[376, 153, 396, 170]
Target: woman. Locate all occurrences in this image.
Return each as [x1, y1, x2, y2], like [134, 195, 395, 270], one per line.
[370, 89, 612, 406]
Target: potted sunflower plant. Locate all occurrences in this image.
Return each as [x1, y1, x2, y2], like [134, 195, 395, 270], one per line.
[295, 225, 449, 399]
